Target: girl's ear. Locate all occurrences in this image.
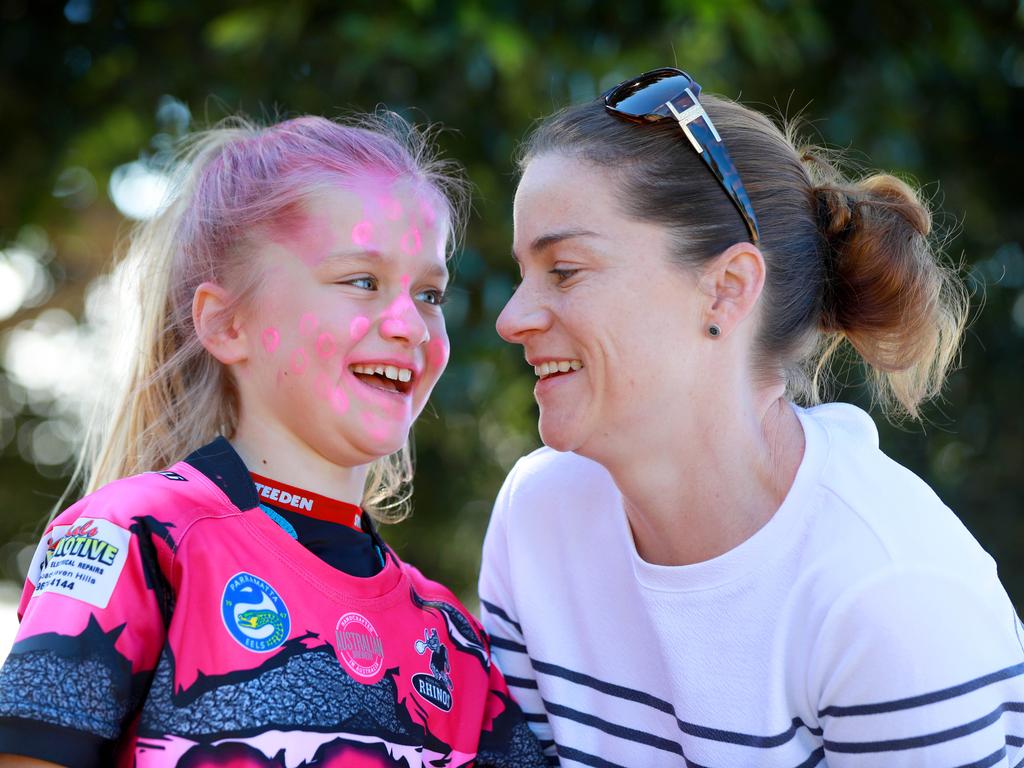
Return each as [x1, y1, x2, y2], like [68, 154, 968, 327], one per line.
[193, 282, 249, 365]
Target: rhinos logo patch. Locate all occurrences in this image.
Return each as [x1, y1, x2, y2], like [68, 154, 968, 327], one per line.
[412, 628, 453, 712]
[221, 572, 290, 653]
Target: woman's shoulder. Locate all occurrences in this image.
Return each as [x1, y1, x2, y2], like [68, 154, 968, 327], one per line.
[495, 446, 619, 527]
[795, 402, 1000, 604]
[801, 403, 975, 550]
[503, 445, 615, 496]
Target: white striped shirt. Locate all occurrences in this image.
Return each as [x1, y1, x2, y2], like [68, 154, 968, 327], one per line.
[480, 403, 1024, 767]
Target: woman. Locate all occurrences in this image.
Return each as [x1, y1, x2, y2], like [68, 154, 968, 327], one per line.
[479, 68, 1023, 767]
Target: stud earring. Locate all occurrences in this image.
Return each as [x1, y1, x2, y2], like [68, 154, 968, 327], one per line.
[708, 324, 721, 338]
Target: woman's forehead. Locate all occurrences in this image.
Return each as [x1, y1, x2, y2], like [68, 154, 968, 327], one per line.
[514, 154, 638, 251]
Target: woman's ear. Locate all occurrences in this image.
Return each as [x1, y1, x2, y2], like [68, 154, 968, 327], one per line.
[697, 242, 766, 338]
[193, 282, 248, 365]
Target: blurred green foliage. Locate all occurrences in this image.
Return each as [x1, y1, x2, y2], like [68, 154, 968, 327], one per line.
[0, 0, 1022, 607]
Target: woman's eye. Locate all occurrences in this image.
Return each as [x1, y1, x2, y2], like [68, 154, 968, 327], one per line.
[416, 288, 449, 306]
[344, 276, 377, 291]
[549, 268, 579, 282]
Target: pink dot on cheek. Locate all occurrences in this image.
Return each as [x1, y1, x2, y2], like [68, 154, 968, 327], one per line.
[361, 412, 391, 441]
[316, 332, 336, 358]
[299, 313, 318, 335]
[351, 220, 374, 247]
[290, 349, 308, 375]
[349, 316, 370, 340]
[261, 328, 280, 354]
[330, 386, 349, 414]
[427, 337, 450, 370]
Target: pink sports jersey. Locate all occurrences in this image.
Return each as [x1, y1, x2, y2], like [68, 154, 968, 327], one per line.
[0, 439, 545, 768]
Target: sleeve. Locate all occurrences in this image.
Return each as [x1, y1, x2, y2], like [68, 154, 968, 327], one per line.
[478, 462, 559, 764]
[473, 619, 550, 768]
[812, 563, 1024, 767]
[0, 505, 169, 767]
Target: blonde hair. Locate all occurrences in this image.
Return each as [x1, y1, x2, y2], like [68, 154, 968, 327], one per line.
[71, 113, 466, 522]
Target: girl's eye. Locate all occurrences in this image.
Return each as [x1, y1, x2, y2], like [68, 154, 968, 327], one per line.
[549, 268, 579, 283]
[416, 288, 449, 306]
[344, 276, 377, 291]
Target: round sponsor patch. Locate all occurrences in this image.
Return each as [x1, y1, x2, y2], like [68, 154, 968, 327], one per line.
[335, 612, 385, 678]
[221, 572, 290, 653]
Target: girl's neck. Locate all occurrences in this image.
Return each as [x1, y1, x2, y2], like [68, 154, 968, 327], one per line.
[230, 419, 368, 507]
[603, 394, 805, 567]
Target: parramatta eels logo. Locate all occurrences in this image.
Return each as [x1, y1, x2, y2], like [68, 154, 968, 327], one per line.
[412, 628, 453, 712]
[221, 572, 290, 653]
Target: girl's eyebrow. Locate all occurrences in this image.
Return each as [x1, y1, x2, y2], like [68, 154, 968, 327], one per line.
[322, 250, 449, 282]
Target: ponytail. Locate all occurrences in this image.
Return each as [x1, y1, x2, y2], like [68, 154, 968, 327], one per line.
[811, 173, 968, 419]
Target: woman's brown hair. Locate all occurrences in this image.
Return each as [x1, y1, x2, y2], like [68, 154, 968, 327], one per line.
[519, 94, 968, 419]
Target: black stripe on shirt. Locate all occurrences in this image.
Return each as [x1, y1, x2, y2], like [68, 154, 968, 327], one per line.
[825, 701, 1024, 753]
[819, 662, 1024, 718]
[490, 635, 529, 654]
[542, 699, 684, 757]
[530, 657, 823, 747]
[506, 675, 539, 689]
[956, 745, 1006, 768]
[480, 598, 524, 633]
[556, 745, 630, 768]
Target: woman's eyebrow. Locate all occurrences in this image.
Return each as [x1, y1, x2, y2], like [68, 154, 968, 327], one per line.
[513, 228, 601, 261]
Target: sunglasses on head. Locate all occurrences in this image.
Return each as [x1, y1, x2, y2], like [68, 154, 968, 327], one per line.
[603, 67, 761, 244]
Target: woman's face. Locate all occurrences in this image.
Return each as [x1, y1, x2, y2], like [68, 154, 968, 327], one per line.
[236, 178, 450, 468]
[497, 154, 710, 459]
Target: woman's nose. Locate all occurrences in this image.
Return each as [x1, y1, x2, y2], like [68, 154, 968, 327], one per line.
[496, 282, 550, 343]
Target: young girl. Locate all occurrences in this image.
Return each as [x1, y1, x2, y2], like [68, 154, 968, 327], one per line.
[0, 115, 545, 767]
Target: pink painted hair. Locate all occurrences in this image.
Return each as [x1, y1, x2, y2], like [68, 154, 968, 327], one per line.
[75, 113, 467, 522]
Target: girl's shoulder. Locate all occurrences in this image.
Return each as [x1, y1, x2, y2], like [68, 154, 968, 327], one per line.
[52, 459, 243, 539]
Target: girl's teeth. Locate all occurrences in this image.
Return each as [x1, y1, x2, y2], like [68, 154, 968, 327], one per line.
[350, 364, 414, 382]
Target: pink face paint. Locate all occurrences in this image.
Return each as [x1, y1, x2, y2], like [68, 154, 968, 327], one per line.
[349, 315, 370, 340]
[418, 198, 437, 228]
[427, 337, 451, 371]
[290, 348, 308, 375]
[400, 227, 422, 256]
[261, 328, 280, 354]
[299, 312, 318, 335]
[351, 220, 374, 247]
[361, 411, 392, 441]
[316, 332, 336, 358]
[330, 386, 349, 414]
[378, 275, 417, 339]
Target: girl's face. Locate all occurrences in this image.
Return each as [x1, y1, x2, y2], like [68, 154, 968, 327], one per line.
[236, 178, 450, 469]
[497, 154, 710, 461]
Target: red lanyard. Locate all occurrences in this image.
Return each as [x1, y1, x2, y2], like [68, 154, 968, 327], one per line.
[250, 473, 364, 533]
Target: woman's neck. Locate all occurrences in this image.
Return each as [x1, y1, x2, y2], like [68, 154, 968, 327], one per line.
[230, 418, 368, 506]
[601, 394, 805, 567]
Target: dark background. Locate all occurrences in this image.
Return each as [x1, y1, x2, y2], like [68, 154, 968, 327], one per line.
[1, 0, 1021, 609]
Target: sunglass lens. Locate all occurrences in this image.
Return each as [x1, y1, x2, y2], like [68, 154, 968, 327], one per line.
[607, 72, 694, 118]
